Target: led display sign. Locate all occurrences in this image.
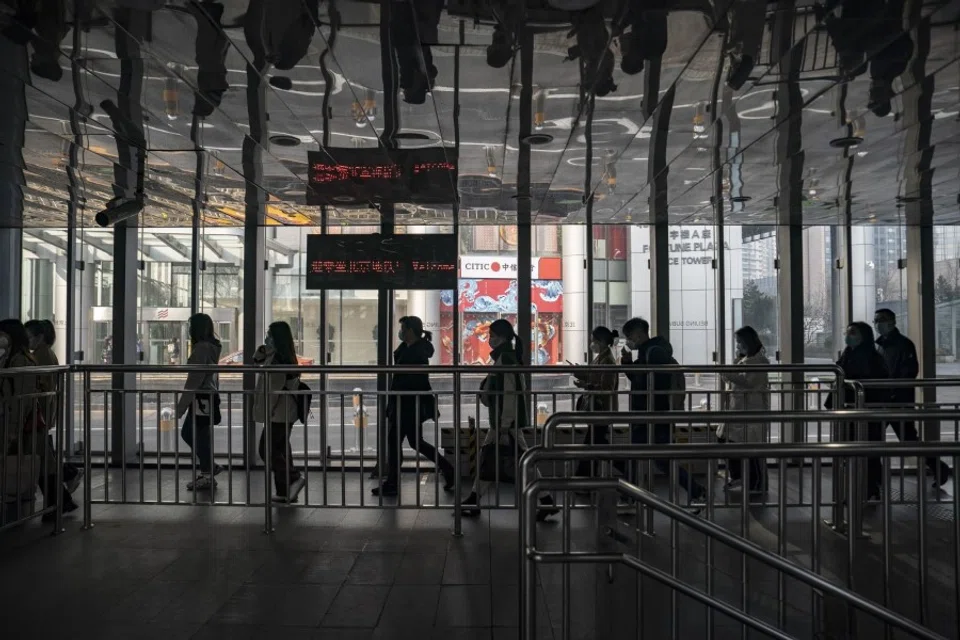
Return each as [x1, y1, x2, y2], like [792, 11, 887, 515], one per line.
[306, 147, 458, 206]
[305, 234, 458, 290]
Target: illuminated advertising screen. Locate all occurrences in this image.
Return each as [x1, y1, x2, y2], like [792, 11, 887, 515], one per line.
[305, 234, 458, 290]
[306, 147, 458, 206]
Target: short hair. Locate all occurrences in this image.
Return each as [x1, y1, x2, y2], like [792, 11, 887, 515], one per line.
[875, 308, 896, 322]
[24, 319, 55, 346]
[622, 317, 650, 336]
[400, 316, 432, 342]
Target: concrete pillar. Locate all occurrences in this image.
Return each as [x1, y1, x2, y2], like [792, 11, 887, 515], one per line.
[562, 225, 588, 363]
[53, 259, 69, 363]
[406, 225, 441, 363]
[629, 225, 652, 321]
[850, 226, 877, 324]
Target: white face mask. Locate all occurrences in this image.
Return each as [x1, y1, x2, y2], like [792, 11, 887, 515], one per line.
[590, 341, 602, 354]
[398, 330, 406, 342]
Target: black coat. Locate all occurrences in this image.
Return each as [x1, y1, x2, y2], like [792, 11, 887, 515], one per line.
[388, 339, 434, 421]
[834, 344, 890, 408]
[623, 336, 675, 412]
[876, 329, 919, 402]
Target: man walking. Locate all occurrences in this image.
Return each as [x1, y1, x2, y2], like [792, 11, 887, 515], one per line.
[874, 309, 952, 488]
[622, 317, 706, 509]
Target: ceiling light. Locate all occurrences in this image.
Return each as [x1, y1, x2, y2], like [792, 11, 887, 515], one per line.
[534, 88, 547, 131]
[163, 75, 180, 121]
[96, 197, 143, 227]
[485, 146, 498, 177]
[521, 133, 553, 146]
[693, 102, 707, 139]
[351, 89, 377, 128]
[603, 150, 617, 192]
[212, 158, 224, 177]
[269, 76, 293, 91]
[269, 134, 301, 147]
[829, 136, 862, 149]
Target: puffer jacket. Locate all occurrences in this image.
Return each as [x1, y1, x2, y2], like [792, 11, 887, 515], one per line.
[481, 344, 528, 432]
[720, 352, 770, 442]
[388, 338, 435, 420]
[577, 346, 619, 413]
[253, 349, 300, 425]
[176, 339, 222, 419]
[1, 351, 40, 448]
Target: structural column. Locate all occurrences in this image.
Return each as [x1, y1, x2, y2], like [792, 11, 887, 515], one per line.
[0, 29, 28, 319]
[562, 225, 588, 363]
[902, 1, 936, 420]
[771, 2, 805, 442]
[406, 225, 442, 363]
[647, 83, 674, 340]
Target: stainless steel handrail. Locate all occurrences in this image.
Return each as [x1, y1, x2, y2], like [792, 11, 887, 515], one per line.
[538, 409, 950, 448]
[521, 469, 956, 640]
[71, 363, 846, 376]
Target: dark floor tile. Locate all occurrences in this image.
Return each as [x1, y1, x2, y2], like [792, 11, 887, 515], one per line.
[378, 585, 441, 627]
[152, 580, 245, 625]
[443, 552, 492, 585]
[212, 584, 340, 627]
[394, 553, 447, 584]
[435, 585, 492, 627]
[322, 585, 391, 627]
[154, 549, 264, 583]
[347, 552, 405, 584]
[300, 551, 359, 584]
[191, 623, 350, 639]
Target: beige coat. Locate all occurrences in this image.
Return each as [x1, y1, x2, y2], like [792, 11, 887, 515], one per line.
[253, 350, 300, 425]
[576, 347, 619, 412]
[1, 351, 41, 447]
[719, 352, 770, 442]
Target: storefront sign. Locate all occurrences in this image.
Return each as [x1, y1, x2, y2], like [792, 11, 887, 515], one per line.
[459, 256, 562, 280]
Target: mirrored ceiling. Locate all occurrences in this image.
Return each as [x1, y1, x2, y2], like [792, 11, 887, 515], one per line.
[1, 0, 958, 229]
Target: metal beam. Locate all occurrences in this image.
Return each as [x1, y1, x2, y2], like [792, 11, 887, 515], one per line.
[771, 1, 805, 445]
[0, 27, 28, 319]
[902, 1, 936, 417]
[108, 4, 149, 469]
[517, 27, 534, 362]
[241, 4, 270, 468]
[646, 61, 673, 340]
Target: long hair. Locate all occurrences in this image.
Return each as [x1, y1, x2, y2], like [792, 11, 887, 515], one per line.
[188, 313, 217, 345]
[0, 319, 33, 361]
[268, 321, 298, 365]
[489, 318, 524, 364]
[400, 315, 433, 342]
[734, 325, 764, 357]
[849, 321, 875, 348]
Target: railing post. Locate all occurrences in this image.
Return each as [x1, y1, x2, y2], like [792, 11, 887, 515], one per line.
[82, 369, 93, 530]
[453, 370, 462, 537]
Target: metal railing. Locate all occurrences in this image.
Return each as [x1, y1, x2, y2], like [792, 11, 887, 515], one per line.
[519, 438, 960, 640]
[1, 365, 70, 533]
[72, 362, 844, 533]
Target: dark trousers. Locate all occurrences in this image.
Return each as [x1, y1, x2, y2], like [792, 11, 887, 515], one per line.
[385, 411, 453, 486]
[47, 434, 78, 485]
[854, 421, 885, 497]
[258, 422, 300, 495]
[7, 432, 74, 508]
[575, 424, 627, 478]
[633, 423, 706, 500]
[719, 437, 766, 491]
[181, 413, 214, 474]
[886, 419, 952, 483]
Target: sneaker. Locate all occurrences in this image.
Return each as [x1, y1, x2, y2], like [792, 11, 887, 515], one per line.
[371, 483, 398, 497]
[287, 474, 306, 503]
[186, 474, 218, 491]
[689, 497, 707, 516]
[536, 496, 560, 522]
[460, 493, 481, 517]
[724, 479, 743, 493]
[441, 468, 456, 492]
[42, 499, 78, 523]
[933, 467, 952, 490]
[65, 467, 84, 495]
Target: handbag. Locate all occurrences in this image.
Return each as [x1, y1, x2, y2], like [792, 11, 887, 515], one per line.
[575, 393, 596, 412]
[478, 432, 521, 483]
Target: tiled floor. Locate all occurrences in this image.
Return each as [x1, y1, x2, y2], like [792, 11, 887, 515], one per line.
[1, 470, 957, 639]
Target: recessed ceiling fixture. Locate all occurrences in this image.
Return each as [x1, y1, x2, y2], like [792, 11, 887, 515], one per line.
[270, 134, 301, 147]
[333, 195, 357, 203]
[269, 76, 293, 91]
[394, 132, 431, 140]
[731, 195, 752, 203]
[829, 136, 863, 149]
[521, 133, 553, 146]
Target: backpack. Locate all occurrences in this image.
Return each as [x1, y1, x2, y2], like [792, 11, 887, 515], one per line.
[292, 378, 312, 425]
[642, 346, 686, 411]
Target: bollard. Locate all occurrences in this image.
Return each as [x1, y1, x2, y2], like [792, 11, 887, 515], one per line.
[159, 406, 176, 452]
[352, 388, 368, 452]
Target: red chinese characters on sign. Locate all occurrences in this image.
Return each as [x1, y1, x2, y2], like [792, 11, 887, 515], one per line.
[310, 162, 456, 184]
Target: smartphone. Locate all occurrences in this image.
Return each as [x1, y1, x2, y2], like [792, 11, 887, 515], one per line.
[565, 359, 575, 366]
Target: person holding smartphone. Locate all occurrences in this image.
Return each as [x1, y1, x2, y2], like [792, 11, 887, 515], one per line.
[573, 326, 620, 477]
